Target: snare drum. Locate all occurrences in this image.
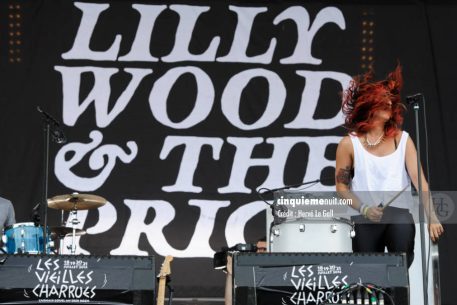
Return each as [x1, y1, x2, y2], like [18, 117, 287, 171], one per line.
[2, 222, 50, 254]
[269, 218, 355, 252]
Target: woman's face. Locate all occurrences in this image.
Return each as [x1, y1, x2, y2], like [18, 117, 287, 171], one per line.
[373, 99, 392, 122]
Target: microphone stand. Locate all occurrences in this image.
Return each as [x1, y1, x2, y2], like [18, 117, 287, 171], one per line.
[40, 116, 51, 254]
[37, 107, 66, 254]
[407, 93, 429, 305]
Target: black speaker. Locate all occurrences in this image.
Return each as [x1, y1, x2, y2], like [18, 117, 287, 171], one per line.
[0, 254, 155, 305]
[232, 252, 409, 305]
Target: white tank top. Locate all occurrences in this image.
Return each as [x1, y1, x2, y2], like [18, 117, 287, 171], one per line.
[350, 131, 412, 210]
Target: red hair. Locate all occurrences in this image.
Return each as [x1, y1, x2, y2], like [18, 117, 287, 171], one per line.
[342, 64, 405, 137]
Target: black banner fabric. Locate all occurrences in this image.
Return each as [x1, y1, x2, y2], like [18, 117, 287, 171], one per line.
[233, 253, 408, 305]
[1, 0, 456, 301]
[0, 254, 155, 304]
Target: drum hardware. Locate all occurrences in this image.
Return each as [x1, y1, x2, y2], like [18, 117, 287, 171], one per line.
[48, 226, 86, 254]
[49, 226, 86, 238]
[47, 193, 106, 255]
[272, 228, 280, 237]
[48, 240, 55, 253]
[330, 224, 338, 233]
[20, 229, 25, 254]
[67, 211, 80, 254]
[299, 224, 305, 232]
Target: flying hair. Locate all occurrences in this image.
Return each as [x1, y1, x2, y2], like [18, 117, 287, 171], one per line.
[342, 64, 405, 137]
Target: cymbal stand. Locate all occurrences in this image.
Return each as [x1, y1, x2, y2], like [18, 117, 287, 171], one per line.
[58, 212, 65, 255]
[58, 215, 67, 255]
[67, 208, 80, 254]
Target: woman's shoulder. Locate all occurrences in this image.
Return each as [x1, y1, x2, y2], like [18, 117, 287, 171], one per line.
[339, 134, 354, 145]
[337, 135, 354, 153]
[395, 129, 410, 143]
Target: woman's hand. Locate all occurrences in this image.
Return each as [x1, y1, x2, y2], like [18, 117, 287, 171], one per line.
[366, 206, 384, 222]
[428, 223, 444, 242]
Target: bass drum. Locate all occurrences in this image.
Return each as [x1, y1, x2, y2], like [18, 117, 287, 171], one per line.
[2, 222, 51, 254]
[269, 217, 355, 252]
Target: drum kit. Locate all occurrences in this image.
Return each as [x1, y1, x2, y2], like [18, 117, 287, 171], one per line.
[1, 193, 106, 255]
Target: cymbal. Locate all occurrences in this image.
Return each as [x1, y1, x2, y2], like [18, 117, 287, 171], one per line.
[49, 226, 86, 238]
[48, 193, 107, 211]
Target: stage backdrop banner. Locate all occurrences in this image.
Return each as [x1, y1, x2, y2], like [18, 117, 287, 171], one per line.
[0, 0, 454, 299]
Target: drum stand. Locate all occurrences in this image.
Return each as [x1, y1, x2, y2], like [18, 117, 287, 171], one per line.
[55, 207, 80, 255]
[52, 212, 85, 255]
[61, 209, 80, 255]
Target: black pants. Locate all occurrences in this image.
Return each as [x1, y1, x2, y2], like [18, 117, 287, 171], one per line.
[351, 207, 416, 268]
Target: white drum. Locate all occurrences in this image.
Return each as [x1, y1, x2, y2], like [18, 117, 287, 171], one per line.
[269, 218, 355, 252]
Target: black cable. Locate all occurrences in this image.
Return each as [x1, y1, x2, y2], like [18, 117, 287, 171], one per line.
[166, 280, 174, 305]
[256, 178, 325, 205]
[256, 286, 294, 296]
[256, 187, 274, 206]
[318, 282, 396, 305]
[364, 285, 395, 305]
[295, 180, 320, 191]
[318, 283, 358, 305]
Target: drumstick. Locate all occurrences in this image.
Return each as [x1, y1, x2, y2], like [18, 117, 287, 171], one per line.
[378, 184, 409, 209]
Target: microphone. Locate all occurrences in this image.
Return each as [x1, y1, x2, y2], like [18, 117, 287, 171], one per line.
[51, 127, 67, 144]
[32, 202, 40, 211]
[37, 106, 61, 125]
[405, 93, 424, 105]
[31, 202, 41, 225]
[37, 106, 67, 144]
